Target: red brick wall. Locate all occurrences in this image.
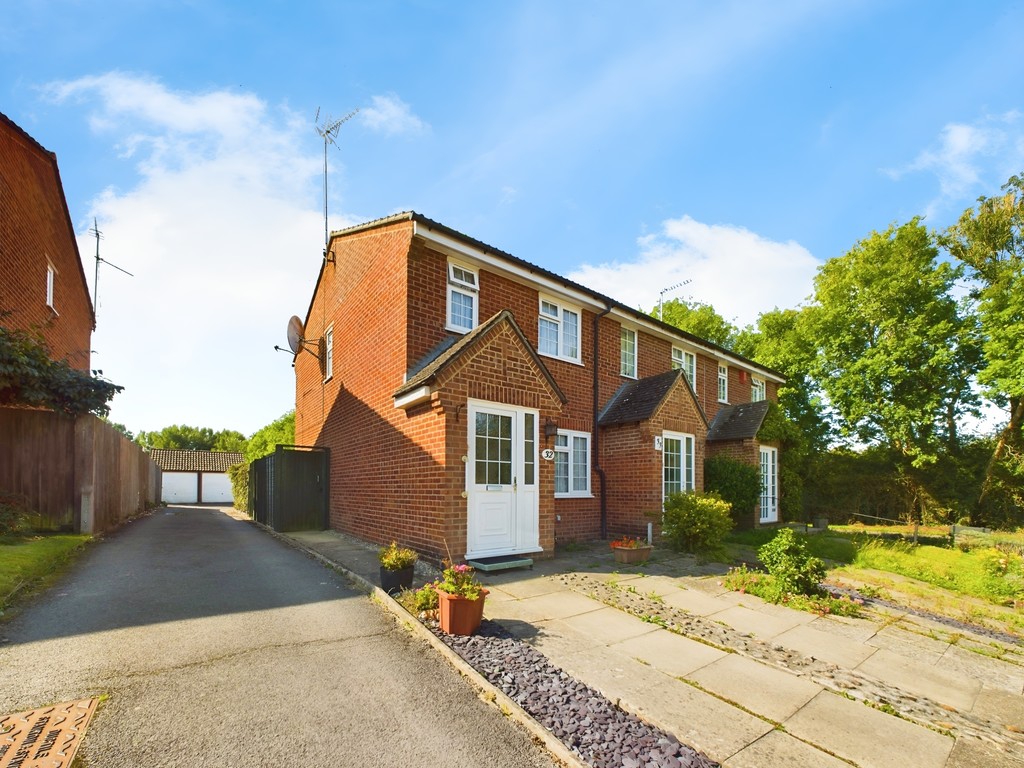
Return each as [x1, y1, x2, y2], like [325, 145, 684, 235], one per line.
[0, 118, 93, 370]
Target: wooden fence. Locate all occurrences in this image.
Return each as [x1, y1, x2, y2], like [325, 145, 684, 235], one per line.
[0, 407, 160, 533]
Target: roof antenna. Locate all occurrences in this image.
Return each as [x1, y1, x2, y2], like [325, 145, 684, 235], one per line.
[89, 218, 133, 321]
[315, 106, 358, 262]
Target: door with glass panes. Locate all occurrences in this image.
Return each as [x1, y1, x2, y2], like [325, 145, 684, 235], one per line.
[465, 401, 540, 557]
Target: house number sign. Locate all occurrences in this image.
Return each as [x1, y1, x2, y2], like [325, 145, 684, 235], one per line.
[541, 448, 555, 461]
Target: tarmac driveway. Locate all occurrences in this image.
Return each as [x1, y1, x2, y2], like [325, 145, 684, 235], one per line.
[0, 506, 556, 768]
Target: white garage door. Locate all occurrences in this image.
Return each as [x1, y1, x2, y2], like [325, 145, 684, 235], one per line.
[202, 473, 234, 504]
[162, 472, 198, 503]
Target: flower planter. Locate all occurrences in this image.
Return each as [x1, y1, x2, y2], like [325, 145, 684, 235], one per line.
[436, 588, 489, 635]
[379, 564, 415, 595]
[611, 545, 653, 565]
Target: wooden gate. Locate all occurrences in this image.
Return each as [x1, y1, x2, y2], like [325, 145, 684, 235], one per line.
[249, 444, 329, 532]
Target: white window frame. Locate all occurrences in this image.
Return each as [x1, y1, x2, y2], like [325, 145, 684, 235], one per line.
[751, 376, 766, 402]
[718, 364, 729, 403]
[446, 261, 478, 333]
[620, 326, 637, 379]
[46, 263, 56, 310]
[537, 297, 581, 364]
[662, 431, 695, 502]
[323, 324, 334, 381]
[760, 446, 778, 523]
[672, 347, 696, 392]
[554, 429, 591, 498]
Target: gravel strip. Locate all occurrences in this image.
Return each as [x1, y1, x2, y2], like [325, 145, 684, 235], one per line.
[431, 620, 720, 768]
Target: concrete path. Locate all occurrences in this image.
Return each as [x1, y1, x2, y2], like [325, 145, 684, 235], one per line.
[286, 530, 1024, 768]
[0, 507, 557, 768]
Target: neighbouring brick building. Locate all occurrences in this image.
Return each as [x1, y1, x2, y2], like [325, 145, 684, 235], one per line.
[0, 111, 94, 369]
[293, 212, 783, 562]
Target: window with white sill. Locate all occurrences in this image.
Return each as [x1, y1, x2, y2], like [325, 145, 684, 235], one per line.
[446, 262, 478, 333]
[718, 364, 728, 403]
[672, 347, 696, 391]
[554, 430, 590, 497]
[538, 298, 581, 363]
[620, 326, 637, 378]
[751, 377, 766, 402]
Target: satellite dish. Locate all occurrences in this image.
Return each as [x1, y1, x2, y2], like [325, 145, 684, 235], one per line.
[286, 316, 304, 355]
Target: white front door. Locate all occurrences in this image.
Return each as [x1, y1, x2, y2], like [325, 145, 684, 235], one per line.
[466, 401, 540, 558]
[760, 446, 778, 523]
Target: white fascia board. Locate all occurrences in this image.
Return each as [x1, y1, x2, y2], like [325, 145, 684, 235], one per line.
[394, 385, 432, 410]
[413, 221, 784, 385]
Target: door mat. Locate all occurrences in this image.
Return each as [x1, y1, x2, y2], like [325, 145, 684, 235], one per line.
[0, 697, 99, 768]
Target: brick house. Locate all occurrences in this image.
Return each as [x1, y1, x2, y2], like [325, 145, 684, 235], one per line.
[0, 111, 94, 369]
[294, 212, 784, 561]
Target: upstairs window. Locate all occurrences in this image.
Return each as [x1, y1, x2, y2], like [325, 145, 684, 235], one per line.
[446, 262, 478, 333]
[324, 324, 334, 381]
[718, 364, 728, 403]
[751, 377, 766, 402]
[46, 263, 56, 310]
[620, 326, 637, 378]
[538, 298, 581, 363]
[672, 347, 696, 392]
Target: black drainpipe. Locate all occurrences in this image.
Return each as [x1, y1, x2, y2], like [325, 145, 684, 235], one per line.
[593, 304, 612, 540]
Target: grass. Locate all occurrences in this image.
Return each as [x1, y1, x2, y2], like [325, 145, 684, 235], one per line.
[0, 533, 90, 615]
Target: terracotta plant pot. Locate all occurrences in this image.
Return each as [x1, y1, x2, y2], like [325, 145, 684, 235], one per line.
[611, 545, 653, 565]
[380, 564, 415, 595]
[436, 588, 489, 635]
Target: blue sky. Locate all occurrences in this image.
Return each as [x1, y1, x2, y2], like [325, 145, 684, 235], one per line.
[4, 1, 1023, 436]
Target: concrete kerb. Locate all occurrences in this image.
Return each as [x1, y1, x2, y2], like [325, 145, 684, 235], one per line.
[255, 522, 588, 768]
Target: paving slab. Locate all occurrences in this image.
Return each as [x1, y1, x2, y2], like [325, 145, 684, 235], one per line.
[489, 590, 606, 623]
[628, 678, 774, 763]
[940, 645, 1024, 695]
[722, 729, 851, 768]
[556, 605, 661, 645]
[610, 628, 729, 678]
[855, 648, 982, 712]
[687, 653, 822, 722]
[481, 574, 563, 599]
[970, 687, 1024, 732]
[659, 587, 738, 616]
[773, 623, 879, 668]
[784, 691, 954, 768]
[945, 735, 1024, 767]
[806, 613, 882, 642]
[866, 622, 951, 663]
[709, 604, 813, 640]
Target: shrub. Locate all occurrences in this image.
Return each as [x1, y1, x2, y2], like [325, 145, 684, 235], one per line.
[227, 462, 249, 513]
[379, 541, 418, 570]
[661, 491, 733, 553]
[704, 456, 760, 527]
[0, 491, 31, 536]
[758, 528, 826, 597]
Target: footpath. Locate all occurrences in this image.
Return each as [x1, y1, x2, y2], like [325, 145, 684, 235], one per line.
[281, 529, 1024, 768]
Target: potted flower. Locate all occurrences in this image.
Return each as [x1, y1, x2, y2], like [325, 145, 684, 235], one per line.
[379, 541, 418, 595]
[434, 561, 489, 635]
[610, 535, 653, 564]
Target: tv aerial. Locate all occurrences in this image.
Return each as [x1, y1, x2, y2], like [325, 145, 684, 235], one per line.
[315, 106, 358, 258]
[89, 218, 133, 320]
[274, 315, 321, 360]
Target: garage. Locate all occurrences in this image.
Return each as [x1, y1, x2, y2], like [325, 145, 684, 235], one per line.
[149, 449, 245, 505]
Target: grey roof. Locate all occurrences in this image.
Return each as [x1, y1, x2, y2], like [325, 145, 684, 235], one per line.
[393, 309, 567, 404]
[706, 400, 772, 441]
[598, 369, 690, 427]
[149, 449, 245, 473]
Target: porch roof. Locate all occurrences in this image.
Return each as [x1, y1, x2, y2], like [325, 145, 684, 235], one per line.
[598, 369, 704, 427]
[706, 400, 771, 441]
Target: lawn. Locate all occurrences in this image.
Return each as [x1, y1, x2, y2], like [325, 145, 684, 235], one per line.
[0, 533, 90, 614]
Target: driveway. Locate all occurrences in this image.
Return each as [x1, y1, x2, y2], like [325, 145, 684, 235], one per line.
[0, 506, 556, 767]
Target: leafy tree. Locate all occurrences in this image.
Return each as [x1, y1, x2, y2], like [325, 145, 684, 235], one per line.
[0, 324, 122, 417]
[941, 173, 1024, 518]
[138, 424, 248, 453]
[245, 410, 295, 462]
[804, 219, 979, 469]
[655, 298, 738, 348]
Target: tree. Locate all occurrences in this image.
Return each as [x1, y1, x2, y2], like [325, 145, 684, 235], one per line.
[655, 299, 738, 348]
[138, 424, 248, 453]
[0, 324, 122, 417]
[941, 173, 1024, 519]
[245, 410, 295, 462]
[804, 219, 979, 469]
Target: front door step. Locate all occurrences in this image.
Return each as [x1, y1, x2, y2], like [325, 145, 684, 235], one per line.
[467, 554, 533, 572]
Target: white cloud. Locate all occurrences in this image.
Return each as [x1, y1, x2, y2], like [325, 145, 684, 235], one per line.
[46, 72, 333, 435]
[887, 111, 1024, 217]
[359, 93, 427, 136]
[569, 216, 819, 328]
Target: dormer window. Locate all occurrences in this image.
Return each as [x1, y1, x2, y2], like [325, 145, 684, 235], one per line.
[446, 261, 478, 333]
